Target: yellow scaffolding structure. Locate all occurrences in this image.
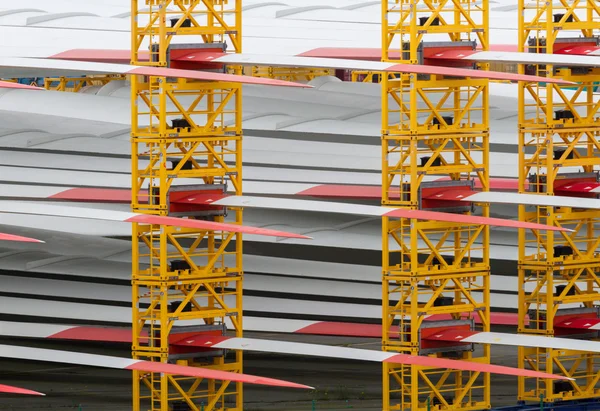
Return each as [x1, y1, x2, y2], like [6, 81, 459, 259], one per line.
[44, 75, 126, 92]
[518, 0, 600, 403]
[130, 1, 243, 410]
[351, 71, 402, 83]
[249, 65, 332, 81]
[381, 1, 491, 410]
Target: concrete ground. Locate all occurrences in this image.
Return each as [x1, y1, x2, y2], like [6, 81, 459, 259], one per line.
[0, 332, 524, 410]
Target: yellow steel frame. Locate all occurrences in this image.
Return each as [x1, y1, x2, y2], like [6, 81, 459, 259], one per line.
[131, 0, 241, 67]
[250, 66, 332, 81]
[352, 71, 381, 83]
[518, 0, 600, 402]
[351, 71, 402, 83]
[131, 1, 243, 410]
[381, 1, 490, 410]
[43, 75, 126, 92]
[383, 0, 488, 64]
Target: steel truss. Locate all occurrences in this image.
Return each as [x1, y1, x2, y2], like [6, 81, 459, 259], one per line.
[381, 1, 491, 410]
[131, 0, 241, 67]
[352, 71, 401, 83]
[131, 1, 243, 410]
[249, 65, 332, 81]
[43, 75, 126, 92]
[518, 0, 600, 403]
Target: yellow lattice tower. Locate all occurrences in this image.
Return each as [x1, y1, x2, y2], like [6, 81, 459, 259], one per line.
[130, 1, 243, 410]
[518, 0, 600, 403]
[44, 75, 126, 92]
[381, 1, 491, 410]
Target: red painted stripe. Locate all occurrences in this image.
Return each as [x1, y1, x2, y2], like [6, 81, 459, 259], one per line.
[555, 317, 600, 330]
[435, 177, 521, 191]
[555, 181, 600, 193]
[50, 49, 148, 64]
[156, 333, 566, 381]
[0, 81, 42, 90]
[50, 181, 521, 204]
[170, 193, 230, 205]
[421, 329, 480, 342]
[297, 185, 384, 199]
[555, 45, 600, 56]
[128, 67, 310, 88]
[295, 314, 522, 338]
[295, 322, 382, 337]
[49, 188, 227, 211]
[298, 45, 517, 60]
[171, 335, 231, 348]
[427, 50, 480, 60]
[427, 313, 523, 326]
[171, 51, 227, 62]
[49, 326, 138, 343]
[127, 214, 310, 239]
[383, 208, 568, 232]
[421, 189, 476, 201]
[124, 361, 311, 389]
[0, 233, 43, 243]
[49, 188, 137, 203]
[0, 384, 44, 396]
[40, 315, 521, 346]
[297, 180, 521, 199]
[50, 49, 226, 65]
[383, 354, 567, 380]
[297, 317, 521, 339]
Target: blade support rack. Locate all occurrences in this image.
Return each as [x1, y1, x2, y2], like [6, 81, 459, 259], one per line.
[518, 0, 600, 403]
[130, 1, 244, 410]
[381, 1, 492, 410]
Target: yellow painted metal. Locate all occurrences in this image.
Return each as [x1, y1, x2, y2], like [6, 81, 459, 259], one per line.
[229, 64, 331, 82]
[381, 1, 490, 410]
[351, 71, 402, 83]
[131, 0, 243, 410]
[43, 75, 125, 92]
[517, 0, 600, 403]
[250, 65, 332, 81]
[131, 0, 241, 67]
[352, 71, 378, 82]
[383, 0, 488, 65]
